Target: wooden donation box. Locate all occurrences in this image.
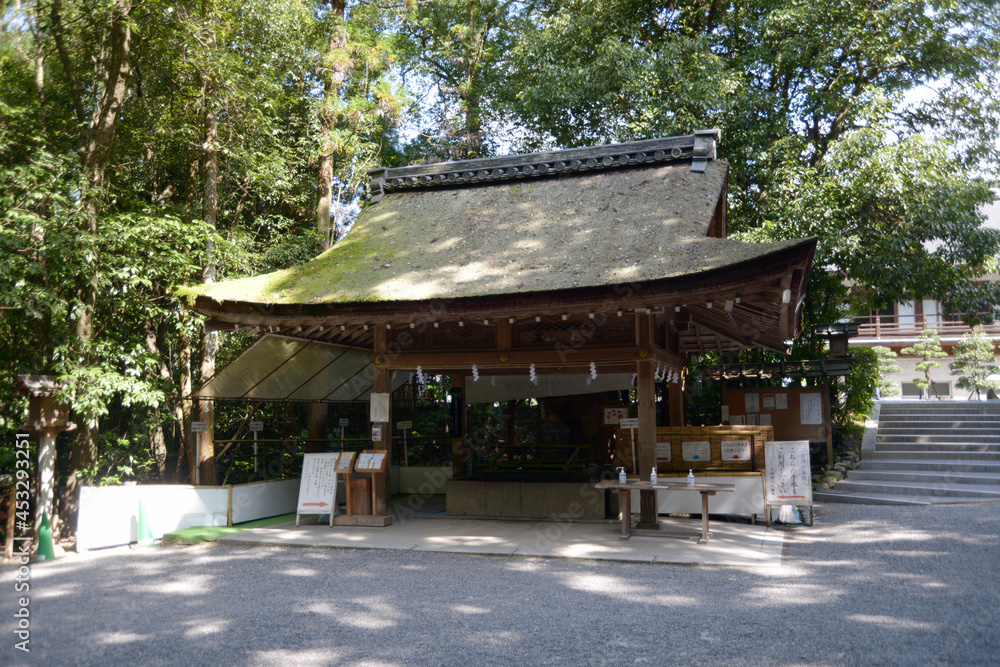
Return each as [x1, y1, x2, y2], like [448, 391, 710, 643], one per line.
[339, 450, 394, 527]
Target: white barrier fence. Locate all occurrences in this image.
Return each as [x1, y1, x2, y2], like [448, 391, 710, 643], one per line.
[77, 478, 301, 551]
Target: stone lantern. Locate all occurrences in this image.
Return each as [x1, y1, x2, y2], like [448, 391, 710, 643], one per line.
[15, 375, 76, 536]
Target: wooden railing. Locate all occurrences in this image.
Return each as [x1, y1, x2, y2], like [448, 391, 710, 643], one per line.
[852, 314, 1000, 340]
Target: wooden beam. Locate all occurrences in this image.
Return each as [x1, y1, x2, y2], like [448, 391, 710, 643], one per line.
[379, 346, 682, 371]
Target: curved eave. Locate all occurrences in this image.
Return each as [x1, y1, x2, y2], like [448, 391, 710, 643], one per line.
[189, 237, 817, 354]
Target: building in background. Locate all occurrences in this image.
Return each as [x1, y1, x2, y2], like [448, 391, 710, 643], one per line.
[850, 192, 1000, 399]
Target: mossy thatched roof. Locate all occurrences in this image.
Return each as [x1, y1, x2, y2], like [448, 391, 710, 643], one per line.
[178, 160, 805, 307]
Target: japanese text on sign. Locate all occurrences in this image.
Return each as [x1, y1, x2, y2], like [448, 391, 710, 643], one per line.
[764, 441, 812, 504]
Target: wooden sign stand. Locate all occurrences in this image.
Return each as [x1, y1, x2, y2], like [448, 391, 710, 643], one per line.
[333, 449, 394, 527]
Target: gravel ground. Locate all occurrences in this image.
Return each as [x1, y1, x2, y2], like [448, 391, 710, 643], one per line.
[2, 502, 998, 666]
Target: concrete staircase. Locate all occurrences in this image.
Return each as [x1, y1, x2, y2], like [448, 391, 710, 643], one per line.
[814, 401, 1000, 505]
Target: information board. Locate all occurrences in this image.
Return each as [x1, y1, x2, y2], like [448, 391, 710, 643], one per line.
[764, 441, 812, 505]
[296, 452, 340, 526]
[335, 451, 355, 473]
[355, 451, 388, 473]
[682, 441, 711, 462]
[603, 406, 629, 425]
[726, 387, 827, 442]
[721, 440, 751, 461]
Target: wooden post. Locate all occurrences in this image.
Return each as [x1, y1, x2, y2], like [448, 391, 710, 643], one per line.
[823, 375, 835, 468]
[307, 403, 328, 451]
[635, 312, 659, 528]
[450, 374, 466, 478]
[373, 325, 392, 515]
[666, 317, 684, 427]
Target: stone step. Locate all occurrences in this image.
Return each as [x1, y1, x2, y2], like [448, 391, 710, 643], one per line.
[848, 469, 1000, 485]
[877, 426, 1000, 435]
[860, 459, 1000, 474]
[875, 442, 1000, 452]
[866, 450, 1000, 462]
[813, 489, 1000, 506]
[879, 400, 1000, 410]
[878, 410, 1000, 419]
[877, 435, 1000, 445]
[830, 478, 1000, 499]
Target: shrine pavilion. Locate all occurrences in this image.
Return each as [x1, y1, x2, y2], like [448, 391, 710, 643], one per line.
[178, 129, 817, 527]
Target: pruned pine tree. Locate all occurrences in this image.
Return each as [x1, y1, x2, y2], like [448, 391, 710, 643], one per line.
[950, 326, 1000, 400]
[901, 330, 948, 399]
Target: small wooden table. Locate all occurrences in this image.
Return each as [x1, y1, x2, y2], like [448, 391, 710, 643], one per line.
[595, 479, 736, 544]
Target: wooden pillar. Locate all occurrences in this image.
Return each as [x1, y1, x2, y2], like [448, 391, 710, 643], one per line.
[196, 400, 216, 485]
[373, 325, 392, 515]
[450, 374, 466, 478]
[506, 399, 516, 450]
[666, 318, 684, 427]
[307, 403, 328, 451]
[636, 313, 658, 528]
[823, 375, 835, 467]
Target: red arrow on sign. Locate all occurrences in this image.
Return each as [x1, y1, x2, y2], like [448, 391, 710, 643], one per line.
[302, 502, 329, 507]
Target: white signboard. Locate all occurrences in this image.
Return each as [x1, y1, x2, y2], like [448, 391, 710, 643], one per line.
[604, 407, 629, 425]
[775, 393, 788, 410]
[764, 441, 812, 504]
[397, 421, 413, 430]
[721, 440, 751, 461]
[339, 418, 349, 428]
[800, 393, 823, 425]
[655, 442, 672, 462]
[619, 417, 640, 429]
[191, 421, 208, 433]
[249, 421, 264, 432]
[296, 453, 340, 526]
[682, 441, 711, 462]
[370, 392, 390, 422]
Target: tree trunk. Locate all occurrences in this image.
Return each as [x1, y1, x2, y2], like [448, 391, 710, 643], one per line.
[198, 80, 219, 485]
[56, 0, 133, 534]
[316, 1, 347, 251]
[177, 326, 194, 483]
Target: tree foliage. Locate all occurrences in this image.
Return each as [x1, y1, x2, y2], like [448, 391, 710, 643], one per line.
[872, 346, 902, 398]
[950, 326, 1000, 399]
[901, 329, 948, 398]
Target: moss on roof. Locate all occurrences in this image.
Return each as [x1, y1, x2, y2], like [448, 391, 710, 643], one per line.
[178, 160, 802, 306]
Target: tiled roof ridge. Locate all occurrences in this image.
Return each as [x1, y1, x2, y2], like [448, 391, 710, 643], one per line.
[368, 129, 721, 202]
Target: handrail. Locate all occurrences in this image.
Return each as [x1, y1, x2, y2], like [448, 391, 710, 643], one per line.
[852, 314, 1000, 339]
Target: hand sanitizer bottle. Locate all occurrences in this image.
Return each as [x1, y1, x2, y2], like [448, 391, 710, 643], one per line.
[617, 467, 627, 484]
[650, 467, 657, 485]
[687, 469, 695, 486]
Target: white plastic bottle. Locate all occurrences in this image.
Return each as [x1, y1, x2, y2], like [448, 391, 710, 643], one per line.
[618, 467, 627, 484]
[687, 469, 695, 486]
[650, 467, 658, 485]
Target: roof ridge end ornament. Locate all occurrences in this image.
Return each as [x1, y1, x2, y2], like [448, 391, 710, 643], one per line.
[691, 129, 721, 173]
